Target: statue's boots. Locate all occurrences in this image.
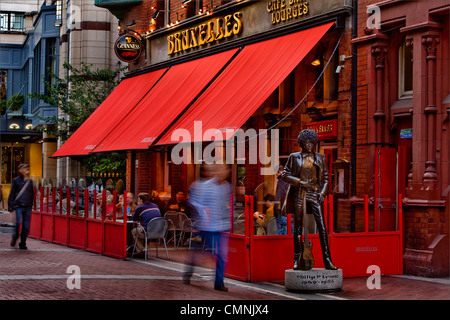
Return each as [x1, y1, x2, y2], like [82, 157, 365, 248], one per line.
[293, 240, 303, 270]
[320, 232, 338, 270]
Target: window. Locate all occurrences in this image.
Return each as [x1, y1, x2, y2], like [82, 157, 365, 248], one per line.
[32, 42, 42, 112]
[45, 38, 58, 94]
[399, 38, 413, 98]
[0, 70, 7, 102]
[53, 0, 62, 26]
[1, 146, 25, 184]
[164, 149, 172, 192]
[0, 12, 25, 32]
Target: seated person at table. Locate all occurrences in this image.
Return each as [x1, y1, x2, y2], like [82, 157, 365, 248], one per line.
[131, 193, 161, 255]
[150, 190, 166, 213]
[165, 190, 190, 216]
[90, 190, 113, 219]
[253, 194, 275, 235]
[115, 192, 136, 220]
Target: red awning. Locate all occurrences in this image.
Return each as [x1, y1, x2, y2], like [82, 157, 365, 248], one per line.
[156, 22, 334, 146]
[91, 49, 238, 152]
[52, 69, 166, 157]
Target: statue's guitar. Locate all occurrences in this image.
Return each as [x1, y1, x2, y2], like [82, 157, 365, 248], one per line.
[299, 190, 314, 270]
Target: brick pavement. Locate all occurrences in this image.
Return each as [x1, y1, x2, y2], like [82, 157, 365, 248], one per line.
[0, 219, 449, 300]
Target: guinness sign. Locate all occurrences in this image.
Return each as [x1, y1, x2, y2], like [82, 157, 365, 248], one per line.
[115, 34, 143, 62]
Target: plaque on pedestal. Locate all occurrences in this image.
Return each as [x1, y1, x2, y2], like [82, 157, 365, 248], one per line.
[285, 268, 343, 293]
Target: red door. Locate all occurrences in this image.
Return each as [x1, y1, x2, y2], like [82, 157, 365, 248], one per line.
[374, 148, 397, 231]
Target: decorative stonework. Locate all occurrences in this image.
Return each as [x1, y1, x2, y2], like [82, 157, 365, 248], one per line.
[422, 36, 440, 60]
[371, 45, 388, 69]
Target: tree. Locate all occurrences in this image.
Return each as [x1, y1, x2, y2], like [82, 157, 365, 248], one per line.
[29, 62, 126, 141]
[29, 62, 128, 175]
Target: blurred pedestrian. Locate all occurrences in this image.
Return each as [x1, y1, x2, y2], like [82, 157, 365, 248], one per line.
[8, 163, 34, 250]
[183, 163, 231, 292]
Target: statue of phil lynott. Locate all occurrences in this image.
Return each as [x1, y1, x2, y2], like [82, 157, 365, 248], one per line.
[281, 129, 338, 271]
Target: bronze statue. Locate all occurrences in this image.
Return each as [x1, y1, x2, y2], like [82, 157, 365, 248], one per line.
[281, 129, 338, 270]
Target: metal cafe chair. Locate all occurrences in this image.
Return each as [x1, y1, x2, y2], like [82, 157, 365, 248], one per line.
[131, 217, 169, 260]
[266, 217, 278, 235]
[164, 211, 182, 248]
[177, 212, 195, 250]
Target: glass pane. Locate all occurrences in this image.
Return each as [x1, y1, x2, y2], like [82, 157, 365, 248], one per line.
[1, 146, 12, 184]
[12, 147, 25, 179]
[0, 70, 7, 101]
[10, 13, 25, 31]
[0, 13, 9, 31]
[403, 44, 413, 92]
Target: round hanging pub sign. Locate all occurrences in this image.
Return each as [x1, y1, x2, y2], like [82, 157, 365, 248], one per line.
[114, 34, 142, 62]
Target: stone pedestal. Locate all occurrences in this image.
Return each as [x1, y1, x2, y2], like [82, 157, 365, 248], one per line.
[285, 268, 343, 293]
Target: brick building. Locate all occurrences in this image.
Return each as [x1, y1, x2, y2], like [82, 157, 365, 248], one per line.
[53, 0, 450, 277]
[88, 0, 354, 219]
[352, 0, 450, 276]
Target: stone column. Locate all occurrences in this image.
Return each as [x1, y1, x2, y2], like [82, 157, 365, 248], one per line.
[42, 129, 57, 186]
[421, 35, 440, 190]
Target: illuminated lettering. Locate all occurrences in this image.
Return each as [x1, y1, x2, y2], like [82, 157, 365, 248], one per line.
[167, 12, 243, 55]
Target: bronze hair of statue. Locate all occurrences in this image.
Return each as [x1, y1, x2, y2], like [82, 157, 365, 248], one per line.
[281, 129, 338, 270]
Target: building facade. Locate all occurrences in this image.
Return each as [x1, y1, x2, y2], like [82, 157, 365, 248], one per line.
[49, 0, 449, 277]
[92, 0, 354, 223]
[0, 0, 55, 205]
[353, 0, 450, 276]
[1, 0, 120, 207]
[54, 0, 122, 188]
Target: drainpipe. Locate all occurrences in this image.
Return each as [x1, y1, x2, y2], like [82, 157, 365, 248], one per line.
[350, 0, 358, 232]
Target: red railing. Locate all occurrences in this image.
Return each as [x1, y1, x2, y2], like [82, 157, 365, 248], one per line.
[29, 187, 127, 260]
[225, 194, 404, 282]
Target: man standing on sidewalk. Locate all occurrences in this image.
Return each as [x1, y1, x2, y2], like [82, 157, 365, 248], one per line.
[8, 163, 34, 250]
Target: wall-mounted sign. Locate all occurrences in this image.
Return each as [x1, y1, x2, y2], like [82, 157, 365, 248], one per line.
[305, 119, 338, 140]
[267, 0, 310, 25]
[400, 128, 412, 139]
[148, 0, 346, 65]
[115, 34, 143, 62]
[167, 12, 243, 55]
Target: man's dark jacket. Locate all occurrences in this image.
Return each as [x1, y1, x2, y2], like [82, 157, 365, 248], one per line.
[8, 176, 34, 211]
[280, 151, 329, 215]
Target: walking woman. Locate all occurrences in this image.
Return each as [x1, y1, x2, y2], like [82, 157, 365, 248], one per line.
[8, 163, 34, 250]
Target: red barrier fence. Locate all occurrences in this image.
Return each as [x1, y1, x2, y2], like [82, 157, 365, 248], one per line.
[225, 194, 404, 282]
[29, 187, 127, 260]
[29, 187, 403, 281]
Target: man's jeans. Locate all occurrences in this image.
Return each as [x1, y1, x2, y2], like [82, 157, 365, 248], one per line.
[14, 207, 32, 245]
[185, 231, 229, 287]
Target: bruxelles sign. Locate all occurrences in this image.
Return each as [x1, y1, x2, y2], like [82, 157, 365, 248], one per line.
[167, 12, 243, 55]
[115, 34, 142, 62]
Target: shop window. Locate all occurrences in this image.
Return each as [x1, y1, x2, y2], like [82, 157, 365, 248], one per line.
[0, 12, 25, 32]
[399, 38, 413, 98]
[1, 146, 25, 184]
